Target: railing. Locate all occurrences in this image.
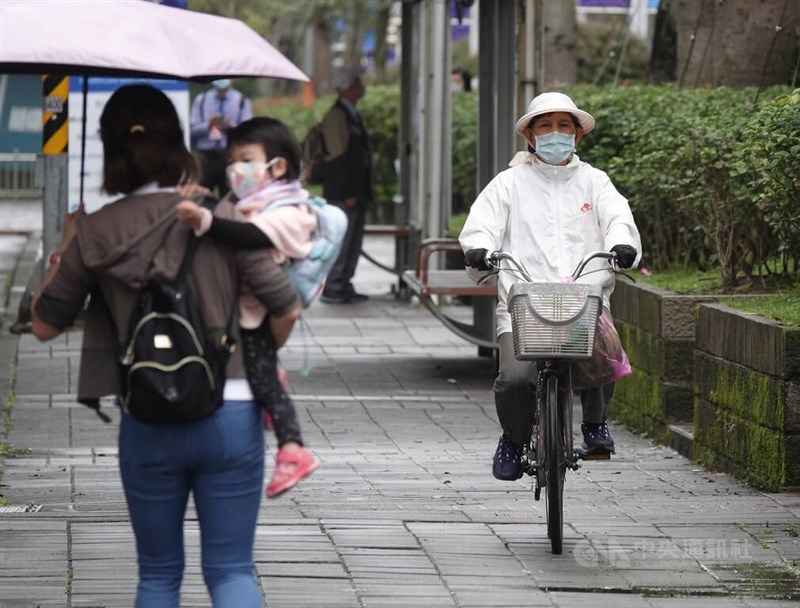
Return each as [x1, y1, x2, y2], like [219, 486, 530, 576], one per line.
[0, 152, 42, 198]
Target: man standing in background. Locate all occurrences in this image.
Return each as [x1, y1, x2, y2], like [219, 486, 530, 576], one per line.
[318, 66, 373, 305]
[190, 79, 252, 196]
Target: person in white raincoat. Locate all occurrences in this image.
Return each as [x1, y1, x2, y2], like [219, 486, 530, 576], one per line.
[459, 91, 642, 481]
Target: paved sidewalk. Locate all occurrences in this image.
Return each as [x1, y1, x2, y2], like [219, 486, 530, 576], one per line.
[0, 205, 798, 607]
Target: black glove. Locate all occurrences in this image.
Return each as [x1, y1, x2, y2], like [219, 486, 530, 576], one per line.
[464, 248, 490, 271]
[610, 244, 637, 269]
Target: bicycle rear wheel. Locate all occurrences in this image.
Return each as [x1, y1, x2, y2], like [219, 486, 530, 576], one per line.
[544, 373, 565, 554]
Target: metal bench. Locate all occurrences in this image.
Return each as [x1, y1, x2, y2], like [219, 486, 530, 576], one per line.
[401, 238, 498, 353]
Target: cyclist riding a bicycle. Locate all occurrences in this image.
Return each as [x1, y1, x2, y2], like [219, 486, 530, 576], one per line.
[459, 91, 642, 481]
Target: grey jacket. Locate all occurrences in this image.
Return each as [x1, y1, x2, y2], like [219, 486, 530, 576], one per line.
[35, 191, 298, 411]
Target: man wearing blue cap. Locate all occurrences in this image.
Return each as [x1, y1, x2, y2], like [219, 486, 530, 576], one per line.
[190, 79, 252, 196]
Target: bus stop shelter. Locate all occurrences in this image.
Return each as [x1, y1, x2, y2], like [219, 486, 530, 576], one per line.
[393, 0, 542, 353]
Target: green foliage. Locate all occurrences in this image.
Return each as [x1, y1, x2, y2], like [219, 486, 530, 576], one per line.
[719, 288, 800, 327]
[567, 84, 798, 290]
[451, 38, 478, 83]
[357, 85, 402, 203]
[451, 92, 478, 210]
[577, 22, 651, 84]
[738, 89, 800, 272]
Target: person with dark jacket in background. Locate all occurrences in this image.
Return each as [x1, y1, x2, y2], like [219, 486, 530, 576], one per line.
[317, 66, 373, 304]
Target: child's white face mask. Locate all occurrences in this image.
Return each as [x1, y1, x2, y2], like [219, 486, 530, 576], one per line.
[226, 157, 280, 200]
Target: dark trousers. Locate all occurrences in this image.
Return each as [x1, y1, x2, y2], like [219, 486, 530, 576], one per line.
[197, 149, 229, 198]
[240, 319, 303, 447]
[493, 332, 614, 446]
[323, 201, 366, 296]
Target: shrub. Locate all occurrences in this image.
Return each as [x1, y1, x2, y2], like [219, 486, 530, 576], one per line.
[566, 84, 797, 288]
[737, 88, 800, 275]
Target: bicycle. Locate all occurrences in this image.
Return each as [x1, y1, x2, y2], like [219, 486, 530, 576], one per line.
[484, 249, 619, 555]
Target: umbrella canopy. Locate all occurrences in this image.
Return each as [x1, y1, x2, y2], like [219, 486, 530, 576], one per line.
[0, 0, 308, 82]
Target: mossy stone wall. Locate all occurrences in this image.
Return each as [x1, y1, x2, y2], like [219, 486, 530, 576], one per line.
[609, 280, 715, 442]
[693, 304, 800, 490]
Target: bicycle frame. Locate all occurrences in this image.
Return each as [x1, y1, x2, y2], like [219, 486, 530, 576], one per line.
[486, 249, 617, 555]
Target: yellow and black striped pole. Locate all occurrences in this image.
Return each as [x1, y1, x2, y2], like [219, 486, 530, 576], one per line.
[42, 75, 68, 155]
[41, 75, 70, 278]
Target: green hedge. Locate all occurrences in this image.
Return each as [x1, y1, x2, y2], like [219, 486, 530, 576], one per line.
[257, 84, 799, 289]
[572, 84, 799, 287]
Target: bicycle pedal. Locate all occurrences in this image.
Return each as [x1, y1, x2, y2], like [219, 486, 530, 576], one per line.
[575, 446, 612, 461]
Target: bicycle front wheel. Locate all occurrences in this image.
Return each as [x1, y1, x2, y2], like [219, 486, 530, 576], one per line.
[544, 373, 565, 554]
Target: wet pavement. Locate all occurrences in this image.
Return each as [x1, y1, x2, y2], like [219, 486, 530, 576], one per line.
[0, 197, 798, 607]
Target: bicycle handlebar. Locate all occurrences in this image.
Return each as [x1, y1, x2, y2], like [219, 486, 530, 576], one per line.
[486, 250, 617, 282]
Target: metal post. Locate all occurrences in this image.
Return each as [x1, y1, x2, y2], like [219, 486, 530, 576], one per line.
[495, 0, 517, 170]
[41, 74, 69, 271]
[41, 155, 67, 279]
[477, 0, 496, 192]
[398, 0, 418, 275]
[414, 0, 451, 243]
[478, 0, 518, 188]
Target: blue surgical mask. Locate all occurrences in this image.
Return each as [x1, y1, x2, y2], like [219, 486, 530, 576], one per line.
[212, 79, 232, 90]
[534, 131, 576, 165]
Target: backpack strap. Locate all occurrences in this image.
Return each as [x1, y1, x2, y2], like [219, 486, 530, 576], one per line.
[174, 231, 238, 353]
[175, 195, 216, 286]
[266, 196, 323, 212]
[175, 233, 200, 288]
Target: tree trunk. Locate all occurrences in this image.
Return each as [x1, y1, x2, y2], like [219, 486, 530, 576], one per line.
[544, 0, 577, 86]
[311, 6, 333, 96]
[666, 0, 800, 88]
[345, 1, 366, 69]
[372, 3, 392, 83]
[650, 0, 678, 83]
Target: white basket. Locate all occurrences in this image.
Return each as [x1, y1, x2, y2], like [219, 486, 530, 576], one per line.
[508, 282, 602, 360]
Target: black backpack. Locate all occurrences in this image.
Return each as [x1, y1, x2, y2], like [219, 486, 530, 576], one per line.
[119, 234, 236, 424]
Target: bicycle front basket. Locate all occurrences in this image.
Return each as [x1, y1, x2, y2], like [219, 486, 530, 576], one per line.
[508, 282, 602, 360]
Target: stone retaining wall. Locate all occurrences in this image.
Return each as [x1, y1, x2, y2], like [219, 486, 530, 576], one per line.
[609, 280, 714, 443]
[694, 304, 800, 490]
[609, 280, 800, 490]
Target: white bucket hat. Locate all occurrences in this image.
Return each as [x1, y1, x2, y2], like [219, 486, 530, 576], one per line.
[514, 91, 595, 136]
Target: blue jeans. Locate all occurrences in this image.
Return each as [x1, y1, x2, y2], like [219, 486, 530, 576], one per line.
[119, 400, 264, 608]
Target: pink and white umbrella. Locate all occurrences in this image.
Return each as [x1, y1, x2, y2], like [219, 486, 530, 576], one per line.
[0, 0, 308, 82]
[0, 0, 309, 204]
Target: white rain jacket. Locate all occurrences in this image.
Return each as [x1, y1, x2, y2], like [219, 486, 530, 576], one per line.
[459, 151, 642, 337]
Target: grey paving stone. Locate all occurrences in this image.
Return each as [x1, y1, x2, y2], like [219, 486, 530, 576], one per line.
[2, 233, 799, 606]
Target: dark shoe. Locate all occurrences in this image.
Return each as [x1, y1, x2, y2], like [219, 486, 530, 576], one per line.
[346, 291, 369, 303]
[344, 285, 369, 302]
[320, 288, 369, 305]
[492, 434, 523, 480]
[581, 422, 615, 455]
[320, 291, 350, 304]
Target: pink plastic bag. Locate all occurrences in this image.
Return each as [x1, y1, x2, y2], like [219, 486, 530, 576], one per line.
[572, 310, 632, 389]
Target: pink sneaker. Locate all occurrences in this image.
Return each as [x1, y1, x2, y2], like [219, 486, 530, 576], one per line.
[266, 447, 320, 499]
